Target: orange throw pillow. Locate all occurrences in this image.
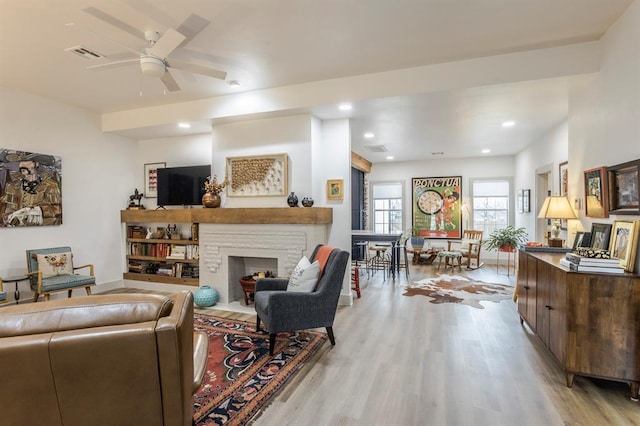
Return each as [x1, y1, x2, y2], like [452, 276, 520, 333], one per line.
[313, 246, 335, 278]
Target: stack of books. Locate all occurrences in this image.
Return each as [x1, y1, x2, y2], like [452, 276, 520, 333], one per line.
[560, 251, 624, 274]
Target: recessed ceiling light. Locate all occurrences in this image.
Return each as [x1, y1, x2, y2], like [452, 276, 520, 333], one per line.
[178, 122, 191, 129]
[338, 103, 352, 111]
[481, 149, 491, 154]
[502, 121, 516, 127]
[227, 80, 240, 87]
[386, 156, 394, 160]
[364, 132, 375, 139]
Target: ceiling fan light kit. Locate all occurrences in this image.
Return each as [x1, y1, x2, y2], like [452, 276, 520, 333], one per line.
[140, 56, 165, 78]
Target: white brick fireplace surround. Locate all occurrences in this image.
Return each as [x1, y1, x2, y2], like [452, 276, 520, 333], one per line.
[199, 223, 329, 304]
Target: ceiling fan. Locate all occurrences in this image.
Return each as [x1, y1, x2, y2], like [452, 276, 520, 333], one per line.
[80, 6, 227, 92]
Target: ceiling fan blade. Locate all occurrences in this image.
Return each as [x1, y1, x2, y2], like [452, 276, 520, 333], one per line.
[176, 14, 210, 46]
[161, 70, 181, 92]
[168, 59, 227, 80]
[87, 58, 139, 71]
[83, 7, 145, 41]
[148, 28, 186, 59]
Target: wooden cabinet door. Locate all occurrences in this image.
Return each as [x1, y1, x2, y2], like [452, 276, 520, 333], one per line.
[547, 266, 567, 364]
[536, 261, 551, 347]
[517, 252, 538, 331]
[536, 259, 567, 364]
[524, 254, 537, 332]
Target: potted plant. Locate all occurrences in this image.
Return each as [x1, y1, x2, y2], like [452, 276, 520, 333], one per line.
[202, 175, 227, 208]
[484, 225, 528, 252]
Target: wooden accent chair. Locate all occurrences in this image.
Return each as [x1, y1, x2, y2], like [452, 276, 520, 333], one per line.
[446, 230, 484, 269]
[26, 246, 95, 301]
[255, 244, 350, 355]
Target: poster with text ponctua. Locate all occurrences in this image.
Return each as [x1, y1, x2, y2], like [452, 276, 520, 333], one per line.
[412, 176, 462, 239]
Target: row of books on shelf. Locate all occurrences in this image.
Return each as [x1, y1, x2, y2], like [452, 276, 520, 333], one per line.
[127, 242, 199, 260]
[128, 260, 199, 278]
[560, 249, 624, 274]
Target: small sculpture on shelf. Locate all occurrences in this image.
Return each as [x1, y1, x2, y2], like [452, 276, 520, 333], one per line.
[127, 188, 145, 210]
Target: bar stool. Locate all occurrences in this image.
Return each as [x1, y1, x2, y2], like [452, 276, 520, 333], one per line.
[396, 242, 410, 278]
[352, 241, 370, 278]
[368, 244, 391, 279]
[351, 265, 361, 298]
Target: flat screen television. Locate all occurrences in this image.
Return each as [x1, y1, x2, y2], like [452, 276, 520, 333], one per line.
[157, 165, 211, 206]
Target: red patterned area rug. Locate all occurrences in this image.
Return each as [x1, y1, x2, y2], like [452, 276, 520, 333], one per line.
[193, 313, 327, 425]
[403, 274, 514, 309]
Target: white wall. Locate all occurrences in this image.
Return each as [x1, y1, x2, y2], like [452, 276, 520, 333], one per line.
[514, 120, 569, 242]
[211, 114, 314, 208]
[0, 88, 136, 300]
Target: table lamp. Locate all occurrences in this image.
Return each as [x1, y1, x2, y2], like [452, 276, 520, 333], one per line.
[537, 196, 577, 247]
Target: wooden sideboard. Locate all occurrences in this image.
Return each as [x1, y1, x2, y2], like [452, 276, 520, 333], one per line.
[517, 250, 640, 400]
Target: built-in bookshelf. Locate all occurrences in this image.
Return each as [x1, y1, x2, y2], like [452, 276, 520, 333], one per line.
[124, 226, 199, 286]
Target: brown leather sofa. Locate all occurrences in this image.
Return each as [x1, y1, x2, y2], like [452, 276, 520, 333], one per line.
[0, 291, 208, 426]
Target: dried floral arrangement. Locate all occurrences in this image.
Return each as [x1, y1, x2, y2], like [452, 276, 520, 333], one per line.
[203, 175, 228, 194]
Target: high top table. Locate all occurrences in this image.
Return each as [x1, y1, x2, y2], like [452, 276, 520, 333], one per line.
[351, 231, 402, 279]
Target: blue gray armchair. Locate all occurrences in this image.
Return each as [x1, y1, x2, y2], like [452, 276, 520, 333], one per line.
[26, 246, 95, 302]
[255, 244, 350, 355]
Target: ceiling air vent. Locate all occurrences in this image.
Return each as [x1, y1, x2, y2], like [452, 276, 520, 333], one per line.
[64, 46, 104, 60]
[364, 145, 388, 152]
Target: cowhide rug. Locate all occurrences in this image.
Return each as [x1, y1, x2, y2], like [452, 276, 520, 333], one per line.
[403, 274, 514, 309]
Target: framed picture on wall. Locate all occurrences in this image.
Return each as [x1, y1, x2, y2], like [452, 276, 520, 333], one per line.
[144, 162, 166, 198]
[517, 189, 524, 214]
[583, 166, 608, 218]
[411, 176, 462, 239]
[523, 189, 531, 213]
[326, 179, 344, 200]
[559, 161, 569, 230]
[607, 159, 640, 215]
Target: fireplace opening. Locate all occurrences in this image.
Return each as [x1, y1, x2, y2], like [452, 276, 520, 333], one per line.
[228, 256, 278, 304]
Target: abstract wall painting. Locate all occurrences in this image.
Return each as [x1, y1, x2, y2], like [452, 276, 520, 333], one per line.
[0, 149, 62, 227]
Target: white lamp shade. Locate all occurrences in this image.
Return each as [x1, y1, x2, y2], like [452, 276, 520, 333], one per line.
[537, 196, 577, 219]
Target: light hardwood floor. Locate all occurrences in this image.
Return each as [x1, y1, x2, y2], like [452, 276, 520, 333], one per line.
[109, 262, 639, 425]
[252, 263, 640, 426]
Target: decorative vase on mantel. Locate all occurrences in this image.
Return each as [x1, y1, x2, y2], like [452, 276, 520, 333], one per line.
[287, 192, 299, 207]
[202, 192, 221, 208]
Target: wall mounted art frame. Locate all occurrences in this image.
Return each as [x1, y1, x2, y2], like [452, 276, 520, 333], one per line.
[607, 159, 640, 215]
[571, 231, 591, 250]
[523, 189, 530, 213]
[226, 153, 287, 197]
[589, 222, 612, 251]
[517, 189, 524, 214]
[412, 176, 462, 239]
[583, 166, 608, 218]
[144, 162, 165, 198]
[0, 149, 63, 227]
[610, 219, 639, 272]
[559, 161, 569, 230]
[326, 179, 344, 200]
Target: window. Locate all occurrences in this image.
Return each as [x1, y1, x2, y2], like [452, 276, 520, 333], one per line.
[371, 182, 403, 234]
[471, 179, 511, 236]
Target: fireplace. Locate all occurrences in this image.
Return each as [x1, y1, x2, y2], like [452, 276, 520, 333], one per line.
[199, 223, 328, 304]
[227, 256, 278, 304]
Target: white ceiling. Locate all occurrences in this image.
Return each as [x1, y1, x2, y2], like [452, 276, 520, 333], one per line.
[0, 0, 633, 162]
